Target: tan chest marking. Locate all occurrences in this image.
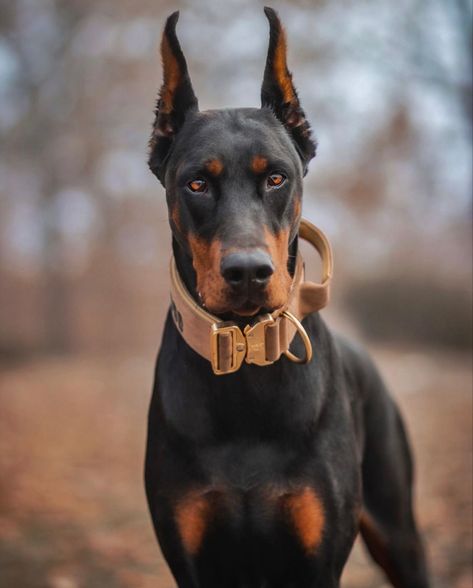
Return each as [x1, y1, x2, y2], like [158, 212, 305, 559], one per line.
[282, 487, 325, 554]
[175, 492, 215, 555]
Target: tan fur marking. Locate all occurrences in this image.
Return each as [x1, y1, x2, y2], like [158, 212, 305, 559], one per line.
[188, 235, 229, 312]
[170, 204, 181, 233]
[293, 197, 302, 222]
[263, 226, 292, 310]
[160, 34, 181, 114]
[273, 24, 295, 104]
[206, 159, 224, 176]
[175, 494, 213, 555]
[284, 487, 325, 554]
[359, 511, 403, 587]
[251, 155, 268, 174]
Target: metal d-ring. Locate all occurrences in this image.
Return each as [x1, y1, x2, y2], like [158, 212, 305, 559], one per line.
[282, 310, 313, 364]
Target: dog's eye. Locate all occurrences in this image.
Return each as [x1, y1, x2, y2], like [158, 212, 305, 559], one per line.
[187, 179, 207, 193]
[267, 173, 286, 188]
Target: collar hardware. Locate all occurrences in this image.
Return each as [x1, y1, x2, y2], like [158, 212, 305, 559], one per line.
[244, 313, 277, 366]
[210, 312, 311, 375]
[281, 310, 313, 365]
[210, 322, 246, 375]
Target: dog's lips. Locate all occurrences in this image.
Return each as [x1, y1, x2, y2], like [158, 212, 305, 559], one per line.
[204, 294, 286, 319]
[233, 302, 262, 317]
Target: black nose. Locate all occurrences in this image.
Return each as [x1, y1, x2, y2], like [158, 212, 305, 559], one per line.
[221, 250, 274, 291]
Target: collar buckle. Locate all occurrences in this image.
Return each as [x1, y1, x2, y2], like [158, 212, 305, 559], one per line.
[210, 314, 277, 375]
[243, 313, 276, 367]
[210, 322, 246, 375]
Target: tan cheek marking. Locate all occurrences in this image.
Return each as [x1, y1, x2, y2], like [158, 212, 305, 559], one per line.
[283, 487, 325, 554]
[251, 155, 268, 174]
[188, 235, 228, 312]
[264, 226, 292, 309]
[206, 159, 224, 176]
[273, 26, 295, 104]
[175, 494, 213, 555]
[170, 204, 181, 233]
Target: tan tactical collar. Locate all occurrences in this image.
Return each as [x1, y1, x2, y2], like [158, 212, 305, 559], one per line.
[169, 218, 333, 375]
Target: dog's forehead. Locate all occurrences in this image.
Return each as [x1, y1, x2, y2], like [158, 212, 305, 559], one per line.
[171, 108, 300, 170]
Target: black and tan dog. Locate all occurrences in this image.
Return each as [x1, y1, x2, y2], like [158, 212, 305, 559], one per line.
[145, 8, 430, 588]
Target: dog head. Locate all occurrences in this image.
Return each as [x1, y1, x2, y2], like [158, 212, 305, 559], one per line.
[149, 8, 316, 317]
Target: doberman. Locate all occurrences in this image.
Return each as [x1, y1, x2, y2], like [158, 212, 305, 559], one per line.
[145, 8, 430, 588]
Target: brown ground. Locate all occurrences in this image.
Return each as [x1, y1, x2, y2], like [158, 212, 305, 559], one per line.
[0, 346, 471, 588]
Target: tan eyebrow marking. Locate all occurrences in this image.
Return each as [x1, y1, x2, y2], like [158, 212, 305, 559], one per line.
[251, 155, 268, 174]
[205, 159, 224, 176]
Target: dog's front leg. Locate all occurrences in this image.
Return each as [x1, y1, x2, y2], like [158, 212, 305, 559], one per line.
[145, 491, 200, 588]
[145, 387, 201, 588]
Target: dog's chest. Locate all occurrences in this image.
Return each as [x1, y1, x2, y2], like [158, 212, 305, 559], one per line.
[174, 443, 327, 563]
[159, 356, 323, 445]
[199, 440, 307, 490]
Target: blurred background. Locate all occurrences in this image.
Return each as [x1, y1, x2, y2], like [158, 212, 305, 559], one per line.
[0, 0, 471, 586]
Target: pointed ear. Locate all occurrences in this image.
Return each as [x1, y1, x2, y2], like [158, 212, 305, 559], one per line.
[148, 12, 198, 183]
[261, 7, 316, 173]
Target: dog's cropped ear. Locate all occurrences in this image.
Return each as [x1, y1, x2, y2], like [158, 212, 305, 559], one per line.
[148, 12, 198, 184]
[261, 7, 316, 174]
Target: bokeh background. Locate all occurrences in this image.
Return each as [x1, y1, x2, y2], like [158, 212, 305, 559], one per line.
[0, 0, 471, 587]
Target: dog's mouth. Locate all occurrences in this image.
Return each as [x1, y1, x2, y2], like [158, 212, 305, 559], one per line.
[209, 295, 284, 320]
[232, 301, 262, 317]
[199, 277, 293, 319]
